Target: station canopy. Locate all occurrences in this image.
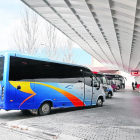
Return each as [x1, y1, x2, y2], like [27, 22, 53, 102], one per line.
[21, 0, 140, 73]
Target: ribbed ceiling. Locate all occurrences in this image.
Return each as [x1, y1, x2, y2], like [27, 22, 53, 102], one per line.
[21, 0, 140, 73]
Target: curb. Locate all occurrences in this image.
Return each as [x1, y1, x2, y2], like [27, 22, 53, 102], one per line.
[5, 121, 83, 140]
[6, 121, 58, 136]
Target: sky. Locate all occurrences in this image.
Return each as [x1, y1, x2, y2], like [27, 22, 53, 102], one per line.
[0, 0, 22, 51]
[0, 0, 92, 65]
[0, 0, 135, 85]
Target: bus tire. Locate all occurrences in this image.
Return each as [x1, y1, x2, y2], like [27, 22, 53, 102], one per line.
[96, 98, 103, 107]
[39, 102, 51, 116]
[108, 92, 112, 98]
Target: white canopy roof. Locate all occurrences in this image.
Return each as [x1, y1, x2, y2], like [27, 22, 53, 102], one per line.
[21, 0, 140, 73]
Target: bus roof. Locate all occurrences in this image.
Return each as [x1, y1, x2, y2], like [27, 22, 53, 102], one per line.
[0, 51, 90, 71]
[104, 73, 124, 78]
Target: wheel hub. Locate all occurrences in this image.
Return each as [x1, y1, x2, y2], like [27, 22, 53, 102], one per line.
[42, 104, 49, 114]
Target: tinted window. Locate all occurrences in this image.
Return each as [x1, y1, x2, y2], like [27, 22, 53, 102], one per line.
[106, 79, 109, 85]
[103, 76, 107, 84]
[0, 57, 4, 81]
[9, 57, 84, 83]
[111, 80, 116, 85]
[120, 78, 124, 83]
[59, 65, 83, 83]
[96, 77, 102, 83]
[84, 72, 92, 86]
[96, 74, 103, 84]
[93, 76, 99, 86]
[107, 80, 111, 85]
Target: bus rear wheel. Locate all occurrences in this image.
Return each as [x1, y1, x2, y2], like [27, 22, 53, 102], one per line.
[96, 98, 103, 107]
[39, 102, 51, 116]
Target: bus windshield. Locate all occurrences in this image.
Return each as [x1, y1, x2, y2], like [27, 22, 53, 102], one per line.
[0, 57, 4, 81]
[111, 80, 116, 85]
[96, 74, 103, 84]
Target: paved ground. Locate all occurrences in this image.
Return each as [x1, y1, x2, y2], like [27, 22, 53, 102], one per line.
[0, 89, 140, 140]
[0, 126, 44, 140]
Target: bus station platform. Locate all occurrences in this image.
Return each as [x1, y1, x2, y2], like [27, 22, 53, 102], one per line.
[0, 89, 140, 140]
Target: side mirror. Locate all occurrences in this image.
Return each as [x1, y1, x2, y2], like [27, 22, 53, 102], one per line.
[93, 81, 100, 90]
[93, 82, 98, 87]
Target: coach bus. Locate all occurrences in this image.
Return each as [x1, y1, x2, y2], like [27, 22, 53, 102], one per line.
[104, 73, 126, 90]
[92, 71, 114, 98]
[0, 52, 105, 115]
[105, 76, 117, 92]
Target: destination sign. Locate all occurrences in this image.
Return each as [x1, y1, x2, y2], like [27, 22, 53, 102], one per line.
[131, 70, 140, 76]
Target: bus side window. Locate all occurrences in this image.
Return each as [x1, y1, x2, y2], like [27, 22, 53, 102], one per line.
[96, 77, 101, 83]
[84, 72, 92, 87]
[9, 57, 61, 83]
[33, 61, 60, 83]
[59, 65, 83, 84]
[100, 77, 103, 84]
[92, 76, 98, 86]
[107, 79, 110, 85]
[103, 76, 107, 84]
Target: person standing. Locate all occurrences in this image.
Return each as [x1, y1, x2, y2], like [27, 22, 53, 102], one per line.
[132, 82, 135, 90]
[135, 82, 137, 88]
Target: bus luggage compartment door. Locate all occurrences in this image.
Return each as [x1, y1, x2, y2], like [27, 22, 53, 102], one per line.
[15, 81, 34, 109]
[10, 81, 35, 109]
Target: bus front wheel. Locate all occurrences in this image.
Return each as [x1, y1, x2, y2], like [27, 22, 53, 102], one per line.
[108, 92, 112, 98]
[96, 98, 103, 107]
[39, 102, 51, 116]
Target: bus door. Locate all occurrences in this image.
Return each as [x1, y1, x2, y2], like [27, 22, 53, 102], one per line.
[84, 72, 93, 106]
[58, 67, 85, 107]
[9, 56, 34, 109]
[67, 70, 85, 106]
[92, 76, 100, 105]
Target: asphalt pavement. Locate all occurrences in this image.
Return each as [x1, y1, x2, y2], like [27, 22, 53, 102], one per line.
[0, 88, 140, 140]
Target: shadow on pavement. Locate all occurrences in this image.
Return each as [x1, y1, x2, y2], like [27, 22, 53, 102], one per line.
[0, 110, 37, 122]
[0, 106, 97, 122]
[50, 105, 96, 115]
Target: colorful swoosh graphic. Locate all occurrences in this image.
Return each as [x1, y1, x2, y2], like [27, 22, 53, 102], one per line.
[35, 82, 85, 107]
[10, 81, 36, 108]
[9, 81, 85, 108]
